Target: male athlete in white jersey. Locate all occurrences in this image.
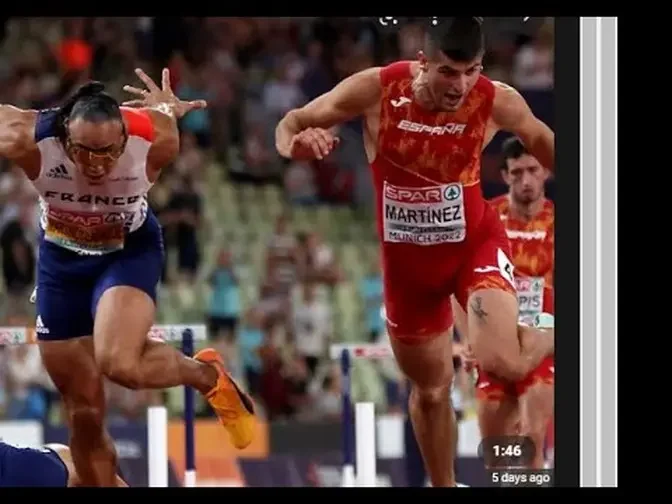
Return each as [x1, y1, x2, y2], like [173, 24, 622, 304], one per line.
[0, 69, 256, 487]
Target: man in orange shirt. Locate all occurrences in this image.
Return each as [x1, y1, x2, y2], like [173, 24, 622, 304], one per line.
[454, 136, 554, 469]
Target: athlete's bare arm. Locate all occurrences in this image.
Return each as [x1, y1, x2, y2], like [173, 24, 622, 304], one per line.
[275, 67, 382, 160]
[122, 68, 206, 182]
[491, 82, 555, 172]
[0, 105, 41, 178]
[144, 107, 180, 182]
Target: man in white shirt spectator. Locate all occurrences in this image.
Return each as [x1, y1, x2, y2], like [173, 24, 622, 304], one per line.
[6, 344, 53, 420]
[291, 281, 332, 378]
[512, 20, 554, 90]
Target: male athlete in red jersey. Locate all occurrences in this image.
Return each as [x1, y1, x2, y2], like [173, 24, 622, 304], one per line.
[275, 18, 555, 487]
[455, 136, 555, 469]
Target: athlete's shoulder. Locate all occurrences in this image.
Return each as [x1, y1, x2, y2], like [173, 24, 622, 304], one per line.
[379, 60, 414, 85]
[542, 198, 555, 222]
[120, 107, 155, 143]
[489, 194, 510, 214]
[491, 80, 526, 109]
[34, 108, 60, 143]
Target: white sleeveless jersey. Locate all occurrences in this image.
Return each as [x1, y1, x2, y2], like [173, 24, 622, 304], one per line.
[32, 108, 155, 256]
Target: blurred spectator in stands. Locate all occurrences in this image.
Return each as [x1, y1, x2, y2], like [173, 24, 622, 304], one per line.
[238, 307, 265, 399]
[264, 213, 298, 303]
[176, 65, 213, 148]
[207, 248, 241, 342]
[291, 281, 332, 379]
[262, 55, 305, 124]
[360, 254, 384, 342]
[512, 19, 554, 90]
[267, 213, 296, 263]
[300, 40, 331, 101]
[56, 18, 92, 77]
[257, 277, 291, 329]
[147, 173, 174, 284]
[284, 161, 318, 206]
[5, 333, 52, 420]
[165, 174, 202, 283]
[174, 131, 206, 182]
[310, 363, 341, 421]
[258, 342, 291, 420]
[105, 379, 161, 425]
[296, 231, 340, 286]
[90, 19, 138, 94]
[242, 120, 277, 183]
[284, 352, 312, 416]
[1, 172, 37, 303]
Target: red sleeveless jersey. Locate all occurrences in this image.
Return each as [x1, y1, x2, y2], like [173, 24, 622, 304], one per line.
[371, 61, 495, 266]
[490, 195, 555, 318]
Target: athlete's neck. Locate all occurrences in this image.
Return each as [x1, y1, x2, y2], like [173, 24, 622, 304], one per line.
[508, 195, 546, 221]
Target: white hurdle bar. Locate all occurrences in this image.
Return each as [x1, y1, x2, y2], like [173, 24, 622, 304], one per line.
[0, 323, 207, 488]
[330, 343, 394, 487]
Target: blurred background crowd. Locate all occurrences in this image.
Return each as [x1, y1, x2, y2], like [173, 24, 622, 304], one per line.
[0, 17, 553, 428]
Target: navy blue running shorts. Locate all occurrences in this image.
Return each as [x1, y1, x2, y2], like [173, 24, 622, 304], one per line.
[0, 442, 69, 487]
[35, 208, 165, 340]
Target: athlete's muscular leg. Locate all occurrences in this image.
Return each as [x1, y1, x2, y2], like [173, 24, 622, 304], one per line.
[477, 394, 520, 467]
[518, 380, 554, 468]
[389, 331, 457, 487]
[451, 295, 522, 465]
[467, 289, 553, 382]
[38, 338, 117, 486]
[93, 286, 217, 394]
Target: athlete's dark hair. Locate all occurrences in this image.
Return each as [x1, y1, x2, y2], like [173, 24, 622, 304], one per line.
[425, 17, 485, 63]
[56, 81, 123, 143]
[500, 136, 528, 171]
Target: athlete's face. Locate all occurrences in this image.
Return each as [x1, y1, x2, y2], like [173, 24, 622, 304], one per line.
[65, 118, 127, 183]
[503, 154, 548, 205]
[418, 51, 483, 112]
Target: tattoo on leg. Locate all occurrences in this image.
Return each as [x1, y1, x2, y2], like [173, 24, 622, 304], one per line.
[470, 296, 488, 322]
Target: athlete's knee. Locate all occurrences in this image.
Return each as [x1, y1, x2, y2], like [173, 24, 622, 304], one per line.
[410, 379, 454, 411]
[96, 349, 142, 390]
[68, 404, 105, 436]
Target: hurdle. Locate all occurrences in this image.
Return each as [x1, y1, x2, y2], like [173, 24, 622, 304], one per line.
[329, 342, 394, 488]
[0, 323, 207, 488]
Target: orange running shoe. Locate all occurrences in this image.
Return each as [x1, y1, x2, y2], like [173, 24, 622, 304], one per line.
[194, 348, 256, 449]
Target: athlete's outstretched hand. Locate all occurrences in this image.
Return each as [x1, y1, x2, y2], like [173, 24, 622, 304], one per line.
[289, 127, 340, 161]
[122, 68, 207, 119]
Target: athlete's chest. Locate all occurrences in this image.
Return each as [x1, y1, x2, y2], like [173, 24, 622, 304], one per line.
[377, 86, 491, 182]
[502, 214, 555, 275]
[36, 145, 149, 212]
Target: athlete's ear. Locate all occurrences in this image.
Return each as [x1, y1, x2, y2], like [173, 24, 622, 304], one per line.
[541, 166, 551, 182]
[500, 167, 512, 186]
[417, 51, 429, 71]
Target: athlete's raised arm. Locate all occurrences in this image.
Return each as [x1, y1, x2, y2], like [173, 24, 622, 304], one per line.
[122, 67, 207, 182]
[491, 81, 554, 172]
[275, 67, 382, 161]
[0, 104, 40, 176]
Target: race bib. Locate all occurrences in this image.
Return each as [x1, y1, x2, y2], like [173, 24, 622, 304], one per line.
[515, 276, 545, 325]
[383, 182, 466, 245]
[44, 208, 126, 254]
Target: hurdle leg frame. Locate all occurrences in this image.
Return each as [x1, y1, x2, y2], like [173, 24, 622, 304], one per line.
[340, 349, 356, 487]
[147, 405, 168, 487]
[182, 329, 197, 487]
[144, 325, 205, 487]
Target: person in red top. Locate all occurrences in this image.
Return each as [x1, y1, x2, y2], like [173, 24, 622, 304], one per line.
[275, 18, 555, 487]
[456, 136, 555, 469]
